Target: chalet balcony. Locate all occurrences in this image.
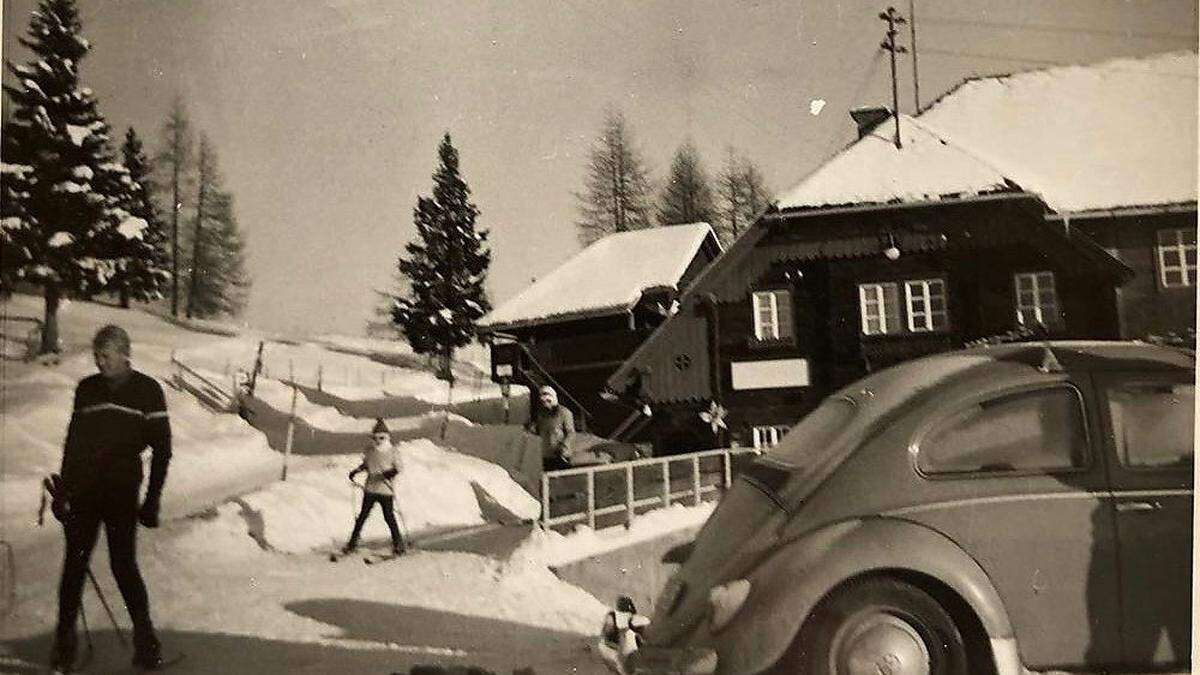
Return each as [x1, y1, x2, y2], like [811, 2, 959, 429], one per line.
[493, 328, 654, 378]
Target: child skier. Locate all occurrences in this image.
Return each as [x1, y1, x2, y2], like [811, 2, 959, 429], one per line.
[342, 419, 405, 555]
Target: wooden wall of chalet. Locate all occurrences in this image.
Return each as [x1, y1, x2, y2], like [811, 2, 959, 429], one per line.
[700, 200, 1123, 445]
[1076, 211, 1196, 339]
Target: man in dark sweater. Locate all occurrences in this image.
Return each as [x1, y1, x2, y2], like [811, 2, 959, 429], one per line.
[49, 325, 172, 672]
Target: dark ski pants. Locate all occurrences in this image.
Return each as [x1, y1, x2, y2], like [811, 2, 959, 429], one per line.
[347, 493, 402, 549]
[56, 489, 155, 648]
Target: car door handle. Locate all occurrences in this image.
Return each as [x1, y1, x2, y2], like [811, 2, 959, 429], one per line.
[1116, 500, 1162, 513]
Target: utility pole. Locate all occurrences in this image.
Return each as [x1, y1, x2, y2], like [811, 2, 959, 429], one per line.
[909, 0, 921, 112]
[879, 6, 908, 149]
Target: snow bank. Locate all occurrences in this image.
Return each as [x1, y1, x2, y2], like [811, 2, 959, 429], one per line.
[513, 502, 716, 568]
[0, 346, 278, 539]
[179, 439, 538, 555]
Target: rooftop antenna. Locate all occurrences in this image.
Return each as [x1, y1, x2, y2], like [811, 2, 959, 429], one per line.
[879, 6, 908, 149]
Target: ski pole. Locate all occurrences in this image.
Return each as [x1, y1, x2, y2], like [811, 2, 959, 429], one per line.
[78, 600, 95, 664]
[86, 568, 128, 647]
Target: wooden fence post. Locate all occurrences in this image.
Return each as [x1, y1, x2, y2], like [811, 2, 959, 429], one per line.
[723, 451, 733, 489]
[692, 456, 702, 506]
[282, 360, 297, 481]
[541, 473, 551, 525]
[316, 364, 323, 391]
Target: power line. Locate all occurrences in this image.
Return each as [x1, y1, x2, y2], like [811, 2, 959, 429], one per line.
[922, 16, 1197, 42]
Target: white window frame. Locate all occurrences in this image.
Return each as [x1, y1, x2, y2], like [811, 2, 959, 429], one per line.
[752, 290, 791, 341]
[1156, 228, 1197, 288]
[904, 279, 948, 333]
[1014, 271, 1061, 328]
[859, 282, 897, 336]
[751, 424, 791, 449]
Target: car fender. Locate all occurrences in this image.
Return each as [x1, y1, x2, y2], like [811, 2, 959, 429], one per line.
[706, 517, 1014, 675]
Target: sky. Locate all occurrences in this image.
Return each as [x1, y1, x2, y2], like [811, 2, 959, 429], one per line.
[3, 0, 1196, 336]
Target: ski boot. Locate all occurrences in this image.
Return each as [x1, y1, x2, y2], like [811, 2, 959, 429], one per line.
[49, 628, 77, 674]
[133, 631, 164, 670]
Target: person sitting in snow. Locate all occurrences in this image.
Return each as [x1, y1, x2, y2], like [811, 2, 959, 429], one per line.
[48, 325, 171, 672]
[529, 385, 576, 470]
[343, 419, 405, 555]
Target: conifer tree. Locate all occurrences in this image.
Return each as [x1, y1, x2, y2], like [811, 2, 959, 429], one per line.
[1, 0, 128, 352]
[184, 139, 250, 319]
[157, 98, 194, 317]
[392, 133, 491, 382]
[715, 147, 770, 246]
[658, 140, 716, 227]
[575, 109, 654, 245]
[109, 127, 170, 307]
[188, 191, 250, 318]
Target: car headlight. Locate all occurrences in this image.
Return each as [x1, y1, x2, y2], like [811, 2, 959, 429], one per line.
[708, 578, 750, 632]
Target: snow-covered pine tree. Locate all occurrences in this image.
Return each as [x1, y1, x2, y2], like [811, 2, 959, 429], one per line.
[184, 140, 250, 319]
[156, 97, 194, 317]
[108, 127, 170, 307]
[392, 133, 491, 383]
[658, 140, 716, 227]
[575, 109, 654, 245]
[1, 0, 128, 353]
[715, 147, 770, 247]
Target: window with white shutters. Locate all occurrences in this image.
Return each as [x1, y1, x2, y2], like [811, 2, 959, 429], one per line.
[751, 290, 793, 341]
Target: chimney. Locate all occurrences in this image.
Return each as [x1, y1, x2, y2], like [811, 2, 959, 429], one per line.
[850, 106, 891, 139]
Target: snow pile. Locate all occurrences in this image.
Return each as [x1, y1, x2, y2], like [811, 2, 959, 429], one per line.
[176, 439, 538, 555]
[513, 502, 716, 568]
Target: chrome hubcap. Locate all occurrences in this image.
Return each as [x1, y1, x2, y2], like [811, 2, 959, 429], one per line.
[829, 611, 932, 675]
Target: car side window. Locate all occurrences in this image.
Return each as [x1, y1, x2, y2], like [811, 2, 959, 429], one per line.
[918, 387, 1089, 475]
[1106, 381, 1194, 469]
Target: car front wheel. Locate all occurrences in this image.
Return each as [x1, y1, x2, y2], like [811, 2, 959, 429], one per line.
[781, 577, 968, 675]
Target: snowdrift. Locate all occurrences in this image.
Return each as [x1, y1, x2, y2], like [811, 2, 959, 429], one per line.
[178, 439, 539, 555]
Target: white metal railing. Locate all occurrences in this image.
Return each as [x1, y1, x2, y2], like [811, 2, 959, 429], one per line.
[539, 448, 759, 529]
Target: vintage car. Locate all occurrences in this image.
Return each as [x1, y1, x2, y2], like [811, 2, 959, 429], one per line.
[628, 341, 1193, 675]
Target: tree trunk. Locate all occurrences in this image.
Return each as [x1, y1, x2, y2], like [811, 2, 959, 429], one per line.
[41, 282, 60, 354]
[119, 284, 130, 309]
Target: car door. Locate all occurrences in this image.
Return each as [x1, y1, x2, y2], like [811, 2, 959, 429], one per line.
[893, 378, 1124, 669]
[1093, 372, 1193, 668]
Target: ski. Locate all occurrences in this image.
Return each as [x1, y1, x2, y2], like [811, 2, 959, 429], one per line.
[57, 652, 185, 674]
[362, 551, 405, 565]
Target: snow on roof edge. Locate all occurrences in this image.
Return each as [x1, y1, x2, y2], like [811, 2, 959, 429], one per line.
[480, 223, 717, 330]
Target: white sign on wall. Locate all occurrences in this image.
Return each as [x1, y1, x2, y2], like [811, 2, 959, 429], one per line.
[730, 358, 810, 390]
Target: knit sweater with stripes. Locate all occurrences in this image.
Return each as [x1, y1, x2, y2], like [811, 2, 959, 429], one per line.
[61, 370, 172, 500]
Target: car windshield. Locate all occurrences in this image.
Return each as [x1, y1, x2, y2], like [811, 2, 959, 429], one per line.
[764, 396, 858, 468]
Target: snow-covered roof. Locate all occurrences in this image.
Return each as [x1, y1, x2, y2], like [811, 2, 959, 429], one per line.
[777, 114, 1015, 208]
[481, 223, 718, 329]
[778, 52, 1198, 214]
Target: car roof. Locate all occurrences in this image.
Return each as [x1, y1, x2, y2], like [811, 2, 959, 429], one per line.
[821, 341, 1194, 435]
[960, 340, 1195, 372]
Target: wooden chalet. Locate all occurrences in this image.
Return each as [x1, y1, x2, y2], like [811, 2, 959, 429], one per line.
[604, 52, 1196, 455]
[480, 222, 722, 437]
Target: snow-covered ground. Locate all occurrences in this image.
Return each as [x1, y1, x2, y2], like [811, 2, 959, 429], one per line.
[515, 502, 715, 569]
[1, 294, 706, 673]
